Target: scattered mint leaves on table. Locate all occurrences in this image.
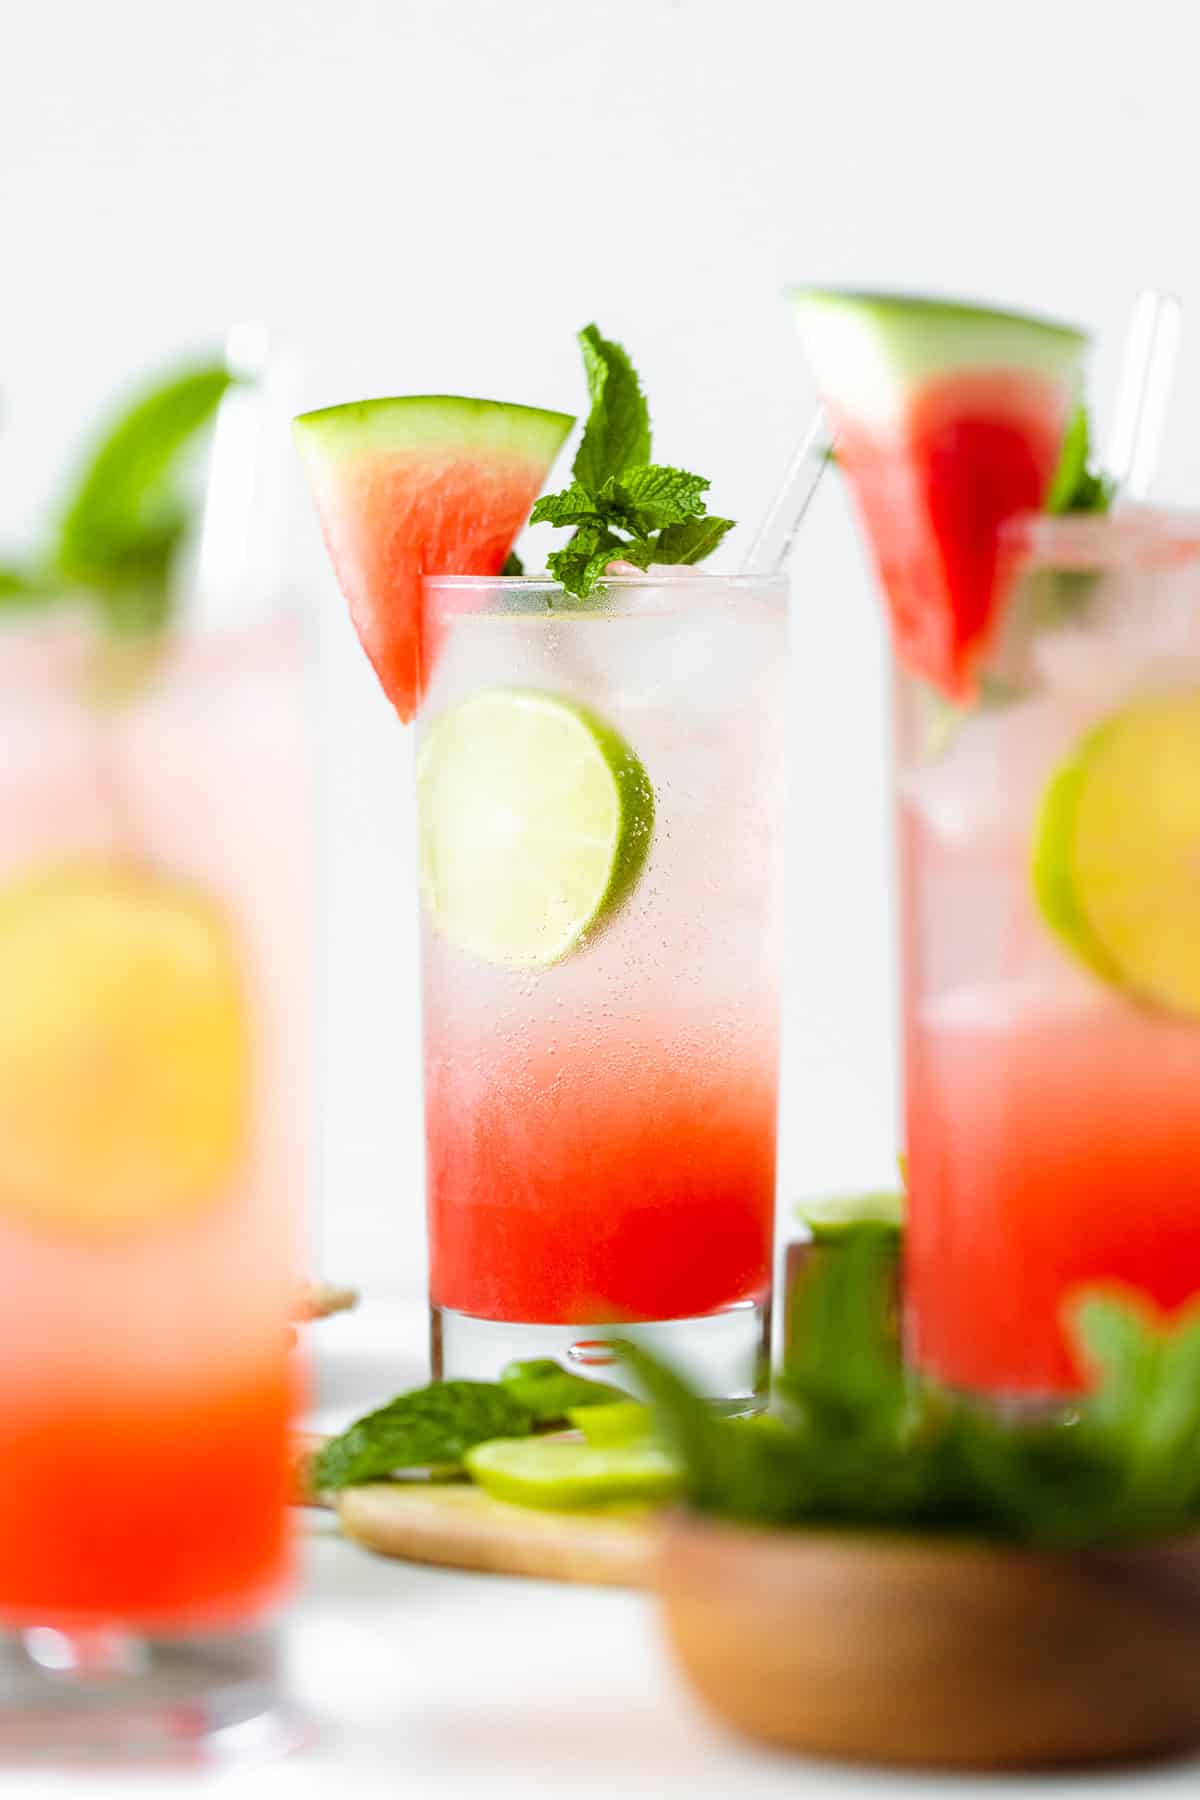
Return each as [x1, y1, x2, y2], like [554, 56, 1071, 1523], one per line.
[498, 1358, 629, 1423]
[314, 1381, 536, 1490]
[530, 324, 735, 598]
[620, 1225, 1200, 1548]
[314, 1360, 630, 1490]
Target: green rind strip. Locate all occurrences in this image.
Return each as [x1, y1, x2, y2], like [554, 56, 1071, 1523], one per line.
[293, 394, 575, 465]
[789, 288, 1088, 389]
[790, 288, 1086, 345]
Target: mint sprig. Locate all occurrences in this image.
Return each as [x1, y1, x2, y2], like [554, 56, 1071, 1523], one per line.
[622, 1225, 1200, 1547]
[530, 324, 734, 598]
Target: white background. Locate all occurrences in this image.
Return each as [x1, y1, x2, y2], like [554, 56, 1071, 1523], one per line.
[3, 0, 1196, 1295]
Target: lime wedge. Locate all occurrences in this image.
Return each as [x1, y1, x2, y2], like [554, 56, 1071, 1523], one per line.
[1032, 693, 1200, 1014]
[0, 863, 248, 1235]
[464, 1436, 680, 1510]
[417, 688, 654, 968]
[567, 1401, 653, 1446]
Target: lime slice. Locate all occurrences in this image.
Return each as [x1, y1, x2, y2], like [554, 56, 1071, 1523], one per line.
[417, 688, 654, 968]
[1032, 693, 1200, 1014]
[464, 1436, 680, 1510]
[1031, 751, 1111, 978]
[0, 863, 248, 1235]
[566, 1401, 653, 1446]
[797, 1190, 905, 1244]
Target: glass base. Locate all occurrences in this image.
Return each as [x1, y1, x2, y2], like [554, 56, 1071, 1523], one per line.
[0, 1620, 307, 1769]
[431, 1299, 770, 1404]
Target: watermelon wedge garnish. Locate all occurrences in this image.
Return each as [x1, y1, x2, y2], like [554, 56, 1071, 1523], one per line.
[789, 291, 1088, 698]
[295, 396, 574, 720]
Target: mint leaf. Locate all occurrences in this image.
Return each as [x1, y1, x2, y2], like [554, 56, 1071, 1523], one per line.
[610, 466, 709, 530]
[499, 1358, 629, 1423]
[546, 528, 653, 600]
[545, 521, 619, 597]
[572, 324, 651, 491]
[501, 550, 524, 576]
[1068, 1293, 1164, 1431]
[0, 563, 54, 610]
[654, 515, 736, 565]
[53, 362, 234, 632]
[1046, 406, 1114, 517]
[529, 482, 602, 529]
[314, 1380, 535, 1490]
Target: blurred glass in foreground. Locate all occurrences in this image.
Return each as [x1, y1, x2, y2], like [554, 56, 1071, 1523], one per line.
[0, 333, 311, 1763]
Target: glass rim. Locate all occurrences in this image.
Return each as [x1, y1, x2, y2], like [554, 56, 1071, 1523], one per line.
[422, 570, 787, 592]
[1006, 503, 1200, 572]
[0, 608, 297, 698]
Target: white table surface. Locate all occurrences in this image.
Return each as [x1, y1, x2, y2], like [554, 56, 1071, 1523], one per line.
[11, 1301, 1200, 1800]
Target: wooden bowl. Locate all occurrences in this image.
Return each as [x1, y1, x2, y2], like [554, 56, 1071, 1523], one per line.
[656, 1513, 1200, 1770]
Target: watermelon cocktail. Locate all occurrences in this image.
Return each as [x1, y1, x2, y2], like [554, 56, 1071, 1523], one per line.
[897, 512, 1200, 1394]
[297, 333, 788, 1394]
[0, 612, 309, 1749]
[419, 573, 786, 1377]
[795, 289, 1200, 1395]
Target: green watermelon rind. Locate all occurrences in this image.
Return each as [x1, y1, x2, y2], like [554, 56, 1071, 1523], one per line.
[293, 394, 575, 466]
[788, 289, 1088, 398]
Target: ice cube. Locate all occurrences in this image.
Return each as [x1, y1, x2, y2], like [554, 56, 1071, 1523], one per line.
[899, 693, 1097, 853]
[1033, 626, 1197, 709]
[924, 952, 1115, 1033]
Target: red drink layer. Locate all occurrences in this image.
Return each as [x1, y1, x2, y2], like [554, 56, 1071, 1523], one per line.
[426, 1025, 777, 1323]
[0, 1372, 291, 1625]
[905, 1000, 1200, 1394]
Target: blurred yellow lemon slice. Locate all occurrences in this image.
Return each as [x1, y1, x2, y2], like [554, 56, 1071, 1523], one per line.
[0, 863, 248, 1235]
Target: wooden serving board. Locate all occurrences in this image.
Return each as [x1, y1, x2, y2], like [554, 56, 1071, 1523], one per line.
[338, 1482, 656, 1586]
[292, 1435, 657, 1587]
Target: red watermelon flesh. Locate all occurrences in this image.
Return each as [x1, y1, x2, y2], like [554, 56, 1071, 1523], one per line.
[295, 396, 574, 721]
[790, 292, 1088, 699]
[833, 370, 1069, 698]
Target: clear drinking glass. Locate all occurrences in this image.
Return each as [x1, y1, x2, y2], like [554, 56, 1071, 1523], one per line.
[420, 572, 788, 1399]
[897, 507, 1200, 1397]
[0, 606, 310, 1761]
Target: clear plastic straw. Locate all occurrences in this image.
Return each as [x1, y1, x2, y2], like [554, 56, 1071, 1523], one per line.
[742, 409, 833, 574]
[1104, 288, 1183, 500]
[191, 320, 300, 626]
